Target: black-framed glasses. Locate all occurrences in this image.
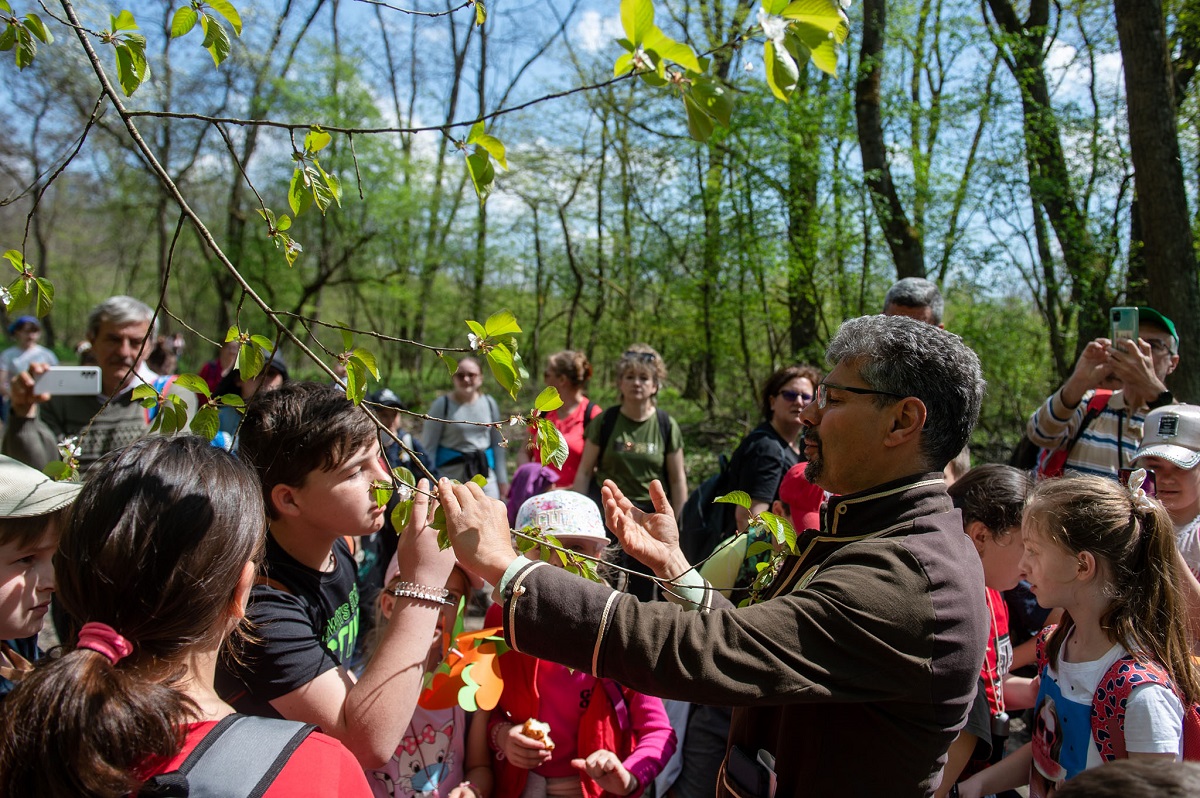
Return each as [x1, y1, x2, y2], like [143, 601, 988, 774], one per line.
[454, 371, 480, 381]
[623, 350, 657, 363]
[778, 389, 814, 404]
[816, 382, 907, 410]
[1145, 338, 1176, 356]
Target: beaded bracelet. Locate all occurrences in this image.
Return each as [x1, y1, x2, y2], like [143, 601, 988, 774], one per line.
[388, 581, 453, 606]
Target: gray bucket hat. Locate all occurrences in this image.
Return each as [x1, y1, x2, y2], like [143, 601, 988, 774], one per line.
[0, 455, 83, 518]
[1132, 404, 1200, 471]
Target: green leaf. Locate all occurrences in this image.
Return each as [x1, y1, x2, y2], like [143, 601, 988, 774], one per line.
[43, 461, 73, 481]
[276, 214, 291, 232]
[643, 28, 701, 73]
[392, 466, 416, 487]
[533, 386, 563, 413]
[218, 393, 244, 408]
[170, 6, 197, 37]
[174, 372, 212, 398]
[474, 0, 485, 24]
[32, 277, 52, 317]
[466, 319, 488, 342]
[111, 9, 138, 32]
[224, 325, 240, 343]
[682, 93, 714, 142]
[131, 384, 159, 402]
[322, 170, 342, 206]
[345, 358, 367, 404]
[190, 404, 220, 441]
[619, 0, 653, 45]
[338, 324, 354, 352]
[762, 0, 789, 13]
[535, 418, 569, 468]
[469, 474, 488, 489]
[714, 491, 752, 509]
[24, 14, 51, 44]
[467, 120, 485, 143]
[351, 347, 380, 380]
[249, 334, 274, 351]
[200, 14, 231, 67]
[304, 127, 332, 154]
[483, 310, 521, 338]
[238, 342, 264, 379]
[614, 51, 634, 76]
[690, 77, 734, 127]
[390, 498, 413, 532]
[638, 70, 669, 88]
[465, 148, 495, 201]
[763, 38, 799, 101]
[206, 0, 243, 35]
[371, 479, 393, 508]
[440, 353, 458, 375]
[0, 1, 12, 14]
[114, 44, 137, 96]
[287, 168, 304, 215]
[746, 541, 775, 557]
[6, 277, 30, 312]
[760, 511, 797, 551]
[3, 250, 24, 272]
[472, 134, 508, 171]
[486, 344, 518, 398]
[781, 0, 849, 43]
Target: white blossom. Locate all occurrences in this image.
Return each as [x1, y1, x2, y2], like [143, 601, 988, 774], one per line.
[0, 286, 10, 306]
[758, 7, 788, 44]
[468, 332, 480, 350]
[396, 483, 414, 503]
[743, 60, 754, 72]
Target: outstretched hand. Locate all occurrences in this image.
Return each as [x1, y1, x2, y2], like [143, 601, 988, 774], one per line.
[395, 478, 457, 588]
[602, 479, 690, 580]
[439, 478, 518, 586]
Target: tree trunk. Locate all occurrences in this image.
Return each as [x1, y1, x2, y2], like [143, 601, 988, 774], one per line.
[856, 0, 925, 278]
[1115, 0, 1200, 401]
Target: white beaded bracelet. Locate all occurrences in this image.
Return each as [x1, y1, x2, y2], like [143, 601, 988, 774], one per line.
[388, 581, 454, 606]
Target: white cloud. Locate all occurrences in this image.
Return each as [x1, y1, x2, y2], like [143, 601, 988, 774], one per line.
[574, 10, 622, 55]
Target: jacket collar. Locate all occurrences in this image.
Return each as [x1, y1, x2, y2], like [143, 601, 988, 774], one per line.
[821, 472, 952, 538]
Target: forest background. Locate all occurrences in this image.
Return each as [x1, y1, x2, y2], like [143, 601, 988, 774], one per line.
[1, 0, 1197, 471]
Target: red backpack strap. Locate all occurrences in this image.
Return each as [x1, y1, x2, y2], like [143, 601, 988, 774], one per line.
[1036, 389, 1113, 480]
[1090, 656, 1175, 762]
[1034, 624, 1058, 673]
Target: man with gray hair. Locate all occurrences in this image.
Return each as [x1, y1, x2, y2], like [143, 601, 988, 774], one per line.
[884, 276, 945, 328]
[3, 295, 196, 471]
[440, 315, 988, 798]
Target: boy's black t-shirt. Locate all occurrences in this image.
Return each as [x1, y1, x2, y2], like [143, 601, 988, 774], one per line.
[215, 533, 360, 718]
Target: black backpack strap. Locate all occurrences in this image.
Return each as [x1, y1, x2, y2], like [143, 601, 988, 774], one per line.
[595, 406, 621, 459]
[656, 408, 671, 481]
[141, 714, 316, 798]
[584, 400, 600, 424]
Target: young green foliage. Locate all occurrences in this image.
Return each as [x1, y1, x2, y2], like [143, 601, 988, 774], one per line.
[388, 466, 417, 530]
[170, 0, 242, 67]
[464, 310, 528, 399]
[0, 0, 53, 70]
[101, 10, 150, 96]
[257, 208, 302, 266]
[289, 127, 342, 217]
[759, 0, 850, 101]
[462, 121, 509, 201]
[3, 250, 53, 317]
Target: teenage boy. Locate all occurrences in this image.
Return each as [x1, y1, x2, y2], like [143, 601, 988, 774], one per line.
[215, 381, 456, 768]
[0, 455, 82, 694]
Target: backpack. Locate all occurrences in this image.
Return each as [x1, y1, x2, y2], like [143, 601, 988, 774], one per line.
[138, 714, 316, 797]
[1034, 625, 1200, 762]
[678, 453, 730, 565]
[587, 406, 671, 506]
[1035, 389, 1112, 480]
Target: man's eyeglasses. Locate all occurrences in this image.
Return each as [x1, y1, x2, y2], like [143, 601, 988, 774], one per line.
[1145, 338, 1176, 356]
[778, 389, 814, 404]
[815, 382, 907, 410]
[623, 350, 658, 363]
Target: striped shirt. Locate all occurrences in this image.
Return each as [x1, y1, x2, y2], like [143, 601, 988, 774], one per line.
[1027, 388, 1146, 479]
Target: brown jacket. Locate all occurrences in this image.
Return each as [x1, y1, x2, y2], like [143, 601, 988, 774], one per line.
[500, 473, 988, 798]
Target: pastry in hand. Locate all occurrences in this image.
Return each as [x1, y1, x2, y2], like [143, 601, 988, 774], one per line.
[521, 718, 555, 750]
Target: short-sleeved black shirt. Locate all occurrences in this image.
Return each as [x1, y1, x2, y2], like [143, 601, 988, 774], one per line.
[215, 534, 360, 718]
[727, 422, 800, 505]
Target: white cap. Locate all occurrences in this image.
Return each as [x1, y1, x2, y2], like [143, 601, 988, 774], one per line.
[514, 491, 608, 549]
[1132, 404, 1200, 470]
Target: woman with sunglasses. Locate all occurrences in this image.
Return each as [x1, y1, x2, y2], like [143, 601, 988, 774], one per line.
[572, 345, 687, 600]
[423, 356, 509, 499]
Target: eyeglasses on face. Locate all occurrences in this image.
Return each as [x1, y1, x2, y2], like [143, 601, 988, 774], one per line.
[623, 351, 657, 364]
[1145, 338, 1176, 356]
[778, 389, 814, 404]
[815, 382, 907, 410]
[454, 371, 480, 380]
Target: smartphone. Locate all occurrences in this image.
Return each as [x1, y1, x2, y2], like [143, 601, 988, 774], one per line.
[32, 366, 102, 396]
[1110, 306, 1139, 348]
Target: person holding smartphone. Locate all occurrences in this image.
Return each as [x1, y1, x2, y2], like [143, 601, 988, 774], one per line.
[1026, 306, 1180, 480]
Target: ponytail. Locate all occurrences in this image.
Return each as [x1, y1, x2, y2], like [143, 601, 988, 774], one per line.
[0, 648, 191, 796]
[0, 436, 263, 795]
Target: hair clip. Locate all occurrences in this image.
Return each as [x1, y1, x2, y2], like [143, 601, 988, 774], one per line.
[1125, 468, 1156, 512]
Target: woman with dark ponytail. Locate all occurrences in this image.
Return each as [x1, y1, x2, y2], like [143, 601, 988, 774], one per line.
[0, 436, 372, 797]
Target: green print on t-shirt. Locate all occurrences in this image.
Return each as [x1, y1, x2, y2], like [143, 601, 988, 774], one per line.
[324, 581, 360, 661]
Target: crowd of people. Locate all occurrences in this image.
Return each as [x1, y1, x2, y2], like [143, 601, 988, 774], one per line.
[0, 279, 1198, 797]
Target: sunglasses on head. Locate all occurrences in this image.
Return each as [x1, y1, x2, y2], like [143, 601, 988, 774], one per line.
[623, 351, 657, 364]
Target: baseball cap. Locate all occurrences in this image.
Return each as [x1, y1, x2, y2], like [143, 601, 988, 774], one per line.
[515, 490, 608, 550]
[0, 455, 83, 518]
[367, 388, 406, 411]
[778, 463, 825, 531]
[6, 316, 39, 335]
[263, 351, 289, 379]
[1138, 307, 1178, 350]
[1132, 404, 1200, 470]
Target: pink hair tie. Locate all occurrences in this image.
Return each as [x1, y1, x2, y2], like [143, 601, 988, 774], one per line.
[76, 621, 133, 665]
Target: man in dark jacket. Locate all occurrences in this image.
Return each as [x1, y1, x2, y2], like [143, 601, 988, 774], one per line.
[441, 314, 989, 798]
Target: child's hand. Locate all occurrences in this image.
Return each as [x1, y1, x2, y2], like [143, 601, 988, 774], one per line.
[500, 723, 553, 770]
[572, 749, 638, 796]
